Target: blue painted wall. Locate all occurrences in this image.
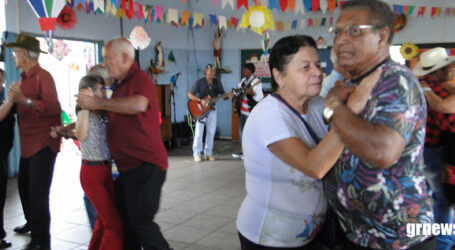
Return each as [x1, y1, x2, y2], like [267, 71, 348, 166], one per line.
[4, 0, 455, 137]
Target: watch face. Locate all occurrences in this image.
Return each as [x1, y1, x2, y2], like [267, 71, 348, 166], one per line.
[323, 106, 334, 121]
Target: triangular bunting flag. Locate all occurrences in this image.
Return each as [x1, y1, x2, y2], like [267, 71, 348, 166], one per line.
[292, 20, 298, 29]
[222, 0, 234, 9]
[328, 0, 336, 12]
[417, 6, 426, 17]
[210, 14, 217, 26]
[137, 3, 144, 20]
[219, 16, 227, 30]
[299, 19, 306, 30]
[277, 21, 283, 31]
[181, 10, 190, 26]
[212, 0, 219, 5]
[311, 0, 319, 13]
[321, 17, 326, 26]
[168, 51, 176, 63]
[193, 12, 204, 27]
[86, 1, 94, 14]
[329, 17, 333, 26]
[407, 6, 414, 16]
[237, 0, 248, 10]
[231, 17, 238, 28]
[288, 0, 296, 12]
[339, 1, 345, 8]
[294, 0, 305, 15]
[279, 0, 287, 12]
[308, 18, 313, 27]
[183, 0, 187, 3]
[445, 8, 451, 16]
[397, 5, 403, 14]
[167, 8, 179, 25]
[452, 8, 455, 16]
[254, 0, 259, 6]
[431, 7, 441, 18]
[126, 0, 134, 20]
[314, 18, 320, 27]
[74, 0, 86, 11]
[106, 0, 112, 15]
[94, 0, 104, 13]
[189, 18, 193, 28]
[285, 21, 291, 30]
[154, 6, 164, 22]
[227, 20, 232, 28]
[320, 0, 327, 14]
[270, 0, 280, 11]
[145, 6, 152, 23]
[304, 0, 311, 11]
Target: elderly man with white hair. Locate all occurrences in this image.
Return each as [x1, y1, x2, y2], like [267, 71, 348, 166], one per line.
[77, 37, 170, 250]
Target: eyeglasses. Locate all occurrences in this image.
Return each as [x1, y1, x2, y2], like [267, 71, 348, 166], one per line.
[205, 64, 215, 70]
[329, 25, 378, 38]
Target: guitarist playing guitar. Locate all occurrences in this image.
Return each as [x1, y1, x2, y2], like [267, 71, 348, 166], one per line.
[187, 64, 233, 162]
[232, 63, 264, 159]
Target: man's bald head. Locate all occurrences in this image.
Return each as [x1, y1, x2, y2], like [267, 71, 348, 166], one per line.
[102, 37, 136, 80]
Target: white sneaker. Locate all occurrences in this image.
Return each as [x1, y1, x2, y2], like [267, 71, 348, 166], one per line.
[194, 156, 202, 162]
[232, 152, 243, 159]
[205, 155, 215, 161]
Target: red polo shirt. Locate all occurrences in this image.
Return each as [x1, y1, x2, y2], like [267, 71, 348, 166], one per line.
[107, 62, 168, 172]
[16, 63, 61, 158]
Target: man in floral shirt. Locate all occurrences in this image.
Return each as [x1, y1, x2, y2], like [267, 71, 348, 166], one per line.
[322, 0, 434, 249]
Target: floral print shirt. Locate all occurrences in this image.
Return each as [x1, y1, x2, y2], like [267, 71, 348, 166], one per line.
[324, 60, 433, 249]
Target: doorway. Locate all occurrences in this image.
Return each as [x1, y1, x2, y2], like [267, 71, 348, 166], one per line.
[37, 37, 99, 120]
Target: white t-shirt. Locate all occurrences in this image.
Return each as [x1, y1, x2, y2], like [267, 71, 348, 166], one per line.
[236, 95, 329, 247]
[237, 75, 263, 116]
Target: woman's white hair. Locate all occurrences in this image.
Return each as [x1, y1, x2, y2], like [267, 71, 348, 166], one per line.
[108, 37, 135, 60]
[88, 64, 112, 82]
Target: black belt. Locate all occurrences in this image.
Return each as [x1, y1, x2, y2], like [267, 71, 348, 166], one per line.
[82, 160, 110, 166]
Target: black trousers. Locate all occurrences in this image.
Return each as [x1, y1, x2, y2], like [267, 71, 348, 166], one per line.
[18, 147, 56, 245]
[115, 162, 169, 250]
[0, 156, 8, 239]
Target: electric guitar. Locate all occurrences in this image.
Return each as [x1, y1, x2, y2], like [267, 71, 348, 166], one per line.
[232, 78, 261, 113]
[188, 89, 241, 120]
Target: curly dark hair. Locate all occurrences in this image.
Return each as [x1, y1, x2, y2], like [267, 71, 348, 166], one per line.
[269, 35, 317, 92]
[341, 0, 395, 43]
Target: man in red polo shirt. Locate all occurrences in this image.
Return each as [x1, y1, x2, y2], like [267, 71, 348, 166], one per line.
[0, 33, 61, 250]
[76, 37, 170, 250]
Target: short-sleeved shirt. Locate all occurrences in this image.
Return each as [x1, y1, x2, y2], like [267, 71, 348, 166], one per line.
[15, 63, 61, 158]
[237, 95, 328, 248]
[190, 77, 225, 99]
[237, 75, 263, 115]
[324, 60, 432, 249]
[78, 111, 110, 161]
[107, 62, 168, 172]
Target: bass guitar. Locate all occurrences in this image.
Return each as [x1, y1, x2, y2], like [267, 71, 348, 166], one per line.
[188, 89, 240, 120]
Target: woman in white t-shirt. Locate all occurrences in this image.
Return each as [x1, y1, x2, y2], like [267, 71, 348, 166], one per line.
[236, 35, 380, 249]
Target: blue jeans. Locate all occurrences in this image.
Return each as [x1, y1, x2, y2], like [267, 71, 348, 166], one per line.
[424, 146, 454, 250]
[193, 110, 217, 157]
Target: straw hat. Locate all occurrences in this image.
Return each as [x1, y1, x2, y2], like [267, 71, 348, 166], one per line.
[4, 32, 47, 54]
[413, 47, 455, 76]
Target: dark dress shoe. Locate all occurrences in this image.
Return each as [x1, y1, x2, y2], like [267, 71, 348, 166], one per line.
[22, 243, 50, 250]
[0, 239, 11, 249]
[13, 224, 31, 234]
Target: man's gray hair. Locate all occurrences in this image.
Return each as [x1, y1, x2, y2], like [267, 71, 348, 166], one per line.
[108, 37, 135, 60]
[28, 50, 40, 60]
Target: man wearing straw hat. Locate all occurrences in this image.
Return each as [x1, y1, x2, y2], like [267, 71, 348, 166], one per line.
[413, 47, 455, 250]
[0, 32, 61, 250]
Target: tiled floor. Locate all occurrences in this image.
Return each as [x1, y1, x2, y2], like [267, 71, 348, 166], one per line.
[3, 139, 245, 250]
